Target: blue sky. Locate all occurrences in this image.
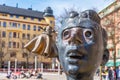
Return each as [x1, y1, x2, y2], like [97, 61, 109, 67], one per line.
[0, 0, 114, 17]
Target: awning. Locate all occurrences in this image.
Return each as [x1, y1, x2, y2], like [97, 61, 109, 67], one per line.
[105, 60, 113, 67]
[105, 59, 120, 67]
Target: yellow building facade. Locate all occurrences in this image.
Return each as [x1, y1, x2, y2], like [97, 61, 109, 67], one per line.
[0, 5, 55, 69]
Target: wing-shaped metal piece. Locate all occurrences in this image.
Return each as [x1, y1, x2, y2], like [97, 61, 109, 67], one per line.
[24, 26, 58, 58]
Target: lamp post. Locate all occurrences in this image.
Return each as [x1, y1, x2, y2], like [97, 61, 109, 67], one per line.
[8, 60, 10, 74]
[14, 58, 17, 73]
[35, 56, 37, 71]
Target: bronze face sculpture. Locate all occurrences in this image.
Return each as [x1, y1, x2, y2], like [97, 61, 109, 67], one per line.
[25, 10, 109, 80]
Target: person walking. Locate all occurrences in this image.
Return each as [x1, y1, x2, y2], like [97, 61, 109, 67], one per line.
[102, 66, 108, 80]
[108, 67, 115, 80]
[116, 66, 120, 80]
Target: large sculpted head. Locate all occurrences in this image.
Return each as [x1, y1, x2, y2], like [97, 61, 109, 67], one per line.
[56, 10, 109, 80]
[24, 9, 109, 80]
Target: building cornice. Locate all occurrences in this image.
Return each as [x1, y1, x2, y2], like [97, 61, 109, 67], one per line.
[0, 17, 48, 26]
[99, 1, 120, 19]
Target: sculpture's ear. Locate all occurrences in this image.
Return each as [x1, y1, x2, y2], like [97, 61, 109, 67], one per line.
[101, 28, 109, 66]
[101, 49, 109, 66]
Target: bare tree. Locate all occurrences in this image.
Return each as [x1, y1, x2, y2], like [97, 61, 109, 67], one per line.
[55, 7, 81, 31]
[0, 31, 7, 68]
[102, 16, 120, 68]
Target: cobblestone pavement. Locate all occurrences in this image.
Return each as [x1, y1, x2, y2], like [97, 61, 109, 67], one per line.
[0, 72, 100, 80]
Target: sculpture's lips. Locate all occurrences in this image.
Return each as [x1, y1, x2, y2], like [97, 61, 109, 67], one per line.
[68, 52, 85, 59]
[67, 50, 87, 64]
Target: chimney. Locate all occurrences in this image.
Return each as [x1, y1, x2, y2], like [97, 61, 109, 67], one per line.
[16, 3, 18, 8]
[28, 5, 32, 10]
[3, 4, 6, 6]
[28, 8, 32, 10]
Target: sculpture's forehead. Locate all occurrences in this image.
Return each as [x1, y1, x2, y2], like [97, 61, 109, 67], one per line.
[78, 19, 100, 29]
[62, 19, 100, 32]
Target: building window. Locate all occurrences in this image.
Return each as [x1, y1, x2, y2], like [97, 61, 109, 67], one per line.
[18, 33, 19, 38]
[50, 21, 53, 24]
[12, 23, 17, 28]
[13, 42, 16, 48]
[3, 22, 6, 27]
[23, 16, 26, 19]
[16, 15, 19, 18]
[22, 33, 26, 39]
[18, 23, 20, 28]
[33, 26, 36, 31]
[2, 14, 7, 16]
[27, 25, 30, 30]
[38, 18, 41, 21]
[13, 32, 17, 38]
[118, 49, 120, 57]
[22, 43, 25, 49]
[31, 17, 34, 20]
[10, 52, 16, 57]
[22, 53, 28, 58]
[0, 21, 1, 26]
[17, 42, 19, 48]
[2, 41, 5, 48]
[9, 41, 12, 48]
[9, 22, 12, 27]
[27, 34, 30, 40]
[33, 34, 36, 38]
[117, 23, 120, 29]
[2, 31, 6, 37]
[117, 11, 120, 17]
[10, 14, 14, 18]
[38, 26, 41, 31]
[23, 24, 26, 30]
[9, 32, 12, 38]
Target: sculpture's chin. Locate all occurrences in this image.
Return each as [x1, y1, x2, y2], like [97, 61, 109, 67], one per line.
[67, 65, 80, 75]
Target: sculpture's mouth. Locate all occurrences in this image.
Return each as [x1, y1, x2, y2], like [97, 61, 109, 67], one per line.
[67, 52, 86, 64]
[69, 53, 85, 60]
[66, 49, 87, 64]
[65, 46, 87, 65]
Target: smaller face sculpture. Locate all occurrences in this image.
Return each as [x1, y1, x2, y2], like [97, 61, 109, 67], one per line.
[57, 10, 109, 80]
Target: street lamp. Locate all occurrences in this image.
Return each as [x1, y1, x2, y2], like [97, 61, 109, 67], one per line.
[8, 61, 11, 74]
[14, 58, 17, 73]
[35, 56, 37, 71]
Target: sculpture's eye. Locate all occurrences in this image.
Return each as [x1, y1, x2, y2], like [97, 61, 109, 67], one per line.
[62, 30, 71, 39]
[85, 30, 92, 38]
[83, 29, 93, 42]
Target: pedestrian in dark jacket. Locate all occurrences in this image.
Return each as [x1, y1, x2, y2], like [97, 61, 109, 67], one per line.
[108, 67, 115, 80]
[116, 66, 120, 80]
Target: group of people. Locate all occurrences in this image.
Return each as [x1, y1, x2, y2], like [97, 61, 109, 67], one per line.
[101, 66, 120, 80]
[6, 69, 42, 79]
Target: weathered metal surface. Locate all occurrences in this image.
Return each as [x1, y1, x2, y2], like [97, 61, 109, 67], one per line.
[25, 10, 109, 80]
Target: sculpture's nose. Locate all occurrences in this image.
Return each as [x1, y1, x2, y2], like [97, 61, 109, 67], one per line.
[62, 28, 83, 45]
